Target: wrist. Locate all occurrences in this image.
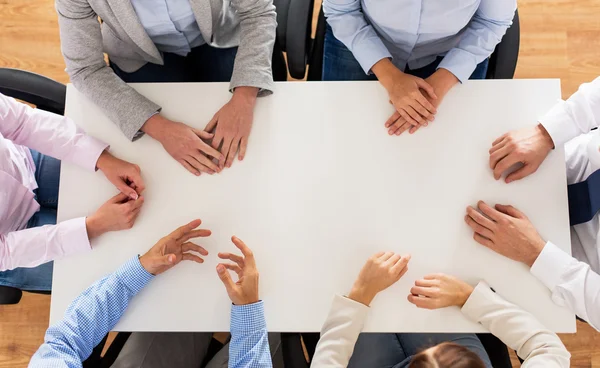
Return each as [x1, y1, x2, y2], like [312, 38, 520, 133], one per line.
[141, 114, 169, 140]
[536, 123, 555, 150]
[430, 68, 459, 94]
[85, 215, 105, 240]
[455, 283, 474, 307]
[138, 254, 155, 275]
[234, 297, 260, 306]
[371, 58, 402, 91]
[525, 239, 546, 267]
[232, 87, 258, 106]
[95, 150, 112, 172]
[348, 283, 377, 306]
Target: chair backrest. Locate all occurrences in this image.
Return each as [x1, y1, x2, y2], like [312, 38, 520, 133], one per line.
[486, 9, 520, 79]
[0, 68, 66, 114]
[273, 0, 315, 79]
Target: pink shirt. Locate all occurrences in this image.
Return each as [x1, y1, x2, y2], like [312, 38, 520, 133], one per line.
[0, 94, 108, 271]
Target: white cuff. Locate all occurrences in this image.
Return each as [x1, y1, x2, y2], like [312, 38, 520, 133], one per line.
[60, 217, 93, 256]
[539, 101, 580, 147]
[461, 281, 495, 321]
[530, 242, 573, 291]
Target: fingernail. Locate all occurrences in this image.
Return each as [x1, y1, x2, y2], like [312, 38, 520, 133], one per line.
[196, 172, 201, 176]
[216, 265, 225, 273]
[424, 123, 428, 127]
[130, 193, 138, 200]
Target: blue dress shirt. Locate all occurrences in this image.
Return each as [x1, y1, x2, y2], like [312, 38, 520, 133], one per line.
[29, 256, 272, 368]
[323, 0, 516, 83]
[130, 0, 205, 56]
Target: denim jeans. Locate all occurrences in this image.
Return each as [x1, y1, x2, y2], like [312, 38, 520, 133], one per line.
[348, 333, 493, 368]
[322, 23, 489, 81]
[110, 44, 238, 83]
[0, 150, 61, 291]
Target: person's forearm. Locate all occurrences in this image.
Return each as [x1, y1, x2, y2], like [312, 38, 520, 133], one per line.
[531, 242, 600, 331]
[29, 257, 153, 366]
[540, 76, 600, 147]
[311, 295, 369, 367]
[0, 94, 108, 172]
[437, 0, 515, 83]
[0, 218, 91, 271]
[229, 302, 272, 368]
[461, 281, 570, 366]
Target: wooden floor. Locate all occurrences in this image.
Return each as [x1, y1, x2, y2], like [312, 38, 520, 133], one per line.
[1, 0, 600, 367]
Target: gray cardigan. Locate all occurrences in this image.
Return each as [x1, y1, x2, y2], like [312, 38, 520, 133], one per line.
[56, 0, 277, 140]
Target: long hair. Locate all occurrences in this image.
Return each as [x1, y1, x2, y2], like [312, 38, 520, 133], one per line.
[408, 342, 486, 368]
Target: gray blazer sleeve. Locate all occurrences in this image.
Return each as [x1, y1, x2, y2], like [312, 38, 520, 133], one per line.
[229, 0, 277, 96]
[56, 0, 161, 141]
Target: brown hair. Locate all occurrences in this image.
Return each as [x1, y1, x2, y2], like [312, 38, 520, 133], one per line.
[408, 342, 486, 368]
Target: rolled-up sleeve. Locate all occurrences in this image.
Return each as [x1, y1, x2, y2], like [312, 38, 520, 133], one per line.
[323, 0, 392, 74]
[437, 0, 516, 83]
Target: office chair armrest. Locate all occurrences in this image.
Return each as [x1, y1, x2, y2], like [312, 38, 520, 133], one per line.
[0, 68, 66, 115]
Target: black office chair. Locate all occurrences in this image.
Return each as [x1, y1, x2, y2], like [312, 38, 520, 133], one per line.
[273, 0, 316, 80]
[0, 68, 66, 305]
[306, 8, 521, 81]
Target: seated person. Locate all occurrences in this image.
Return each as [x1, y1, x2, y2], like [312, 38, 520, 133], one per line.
[478, 77, 600, 331]
[311, 252, 570, 367]
[56, 0, 277, 175]
[29, 220, 277, 368]
[0, 93, 144, 292]
[322, 0, 516, 136]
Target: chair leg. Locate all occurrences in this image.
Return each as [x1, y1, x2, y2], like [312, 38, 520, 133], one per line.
[0, 286, 23, 305]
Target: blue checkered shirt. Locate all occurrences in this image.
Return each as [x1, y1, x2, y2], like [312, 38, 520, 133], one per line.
[29, 256, 272, 368]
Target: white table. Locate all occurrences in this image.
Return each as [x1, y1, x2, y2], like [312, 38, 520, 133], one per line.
[51, 80, 575, 333]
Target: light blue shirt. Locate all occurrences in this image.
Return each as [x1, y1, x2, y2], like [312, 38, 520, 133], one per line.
[130, 0, 205, 56]
[29, 256, 272, 368]
[323, 0, 517, 83]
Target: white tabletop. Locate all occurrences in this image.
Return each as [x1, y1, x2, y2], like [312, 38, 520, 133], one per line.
[51, 80, 575, 333]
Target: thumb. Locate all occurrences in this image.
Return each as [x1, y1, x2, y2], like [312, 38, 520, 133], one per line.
[217, 264, 236, 292]
[415, 78, 438, 100]
[115, 180, 139, 200]
[505, 164, 536, 184]
[192, 127, 214, 140]
[159, 254, 176, 267]
[495, 204, 525, 219]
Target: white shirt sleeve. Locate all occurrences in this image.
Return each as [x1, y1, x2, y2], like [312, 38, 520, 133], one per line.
[530, 241, 600, 331]
[539, 77, 600, 147]
[462, 281, 570, 367]
[311, 294, 370, 367]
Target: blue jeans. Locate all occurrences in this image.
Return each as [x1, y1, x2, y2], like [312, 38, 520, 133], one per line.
[110, 44, 238, 83]
[348, 333, 492, 368]
[0, 151, 60, 291]
[323, 23, 489, 81]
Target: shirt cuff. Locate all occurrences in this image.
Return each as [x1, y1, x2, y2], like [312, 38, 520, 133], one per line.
[539, 101, 580, 147]
[59, 217, 93, 257]
[231, 301, 266, 334]
[461, 281, 495, 320]
[73, 134, 109, 172]
[530, 241, 574, 292]
[437, 48, 478, 84]
[352, 38, 393, 75]
[114, 256, 154, 295]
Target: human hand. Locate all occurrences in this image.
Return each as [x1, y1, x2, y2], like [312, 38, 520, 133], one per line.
[216, 236, 260, 305]
[96, 150, 145, 200]
[465, 201, 546, 267]
[139, 219, 210, 276]
[348, 252, 411, 306]
[490, 124, 554, 183]
[141, 114, 223, 176]
[85, 193, 145, 239]
[407, 274, 474, 309]
[373, 59, 437, 130]
[385, 69, 458, 135]
[205, 87, 258, 169]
